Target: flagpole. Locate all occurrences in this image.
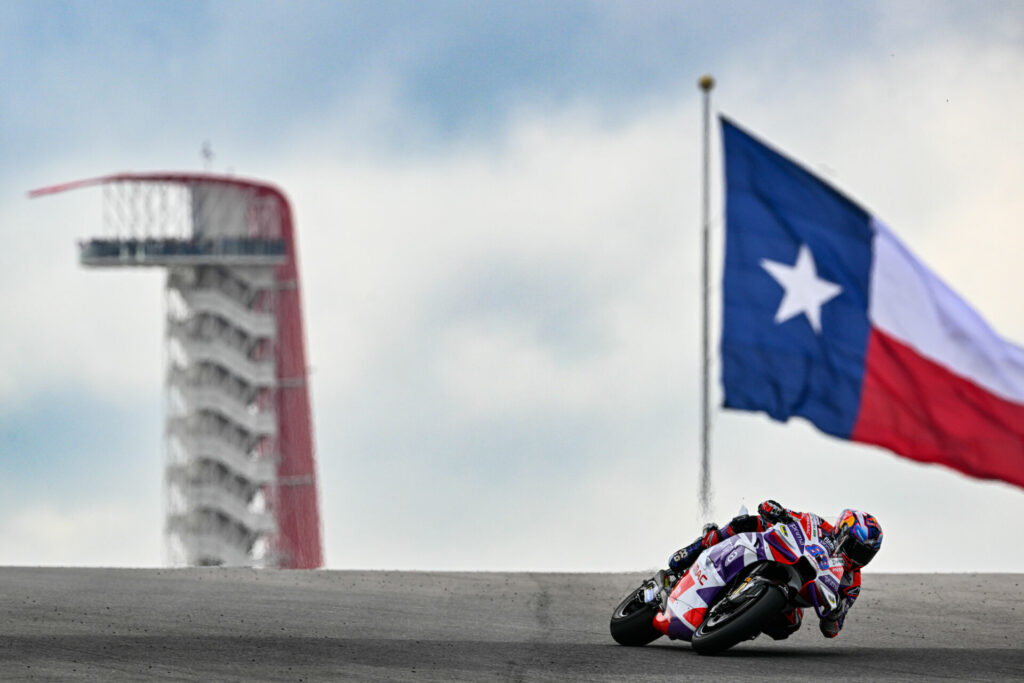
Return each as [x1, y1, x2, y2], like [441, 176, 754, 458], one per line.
[698, 74, 715, 519]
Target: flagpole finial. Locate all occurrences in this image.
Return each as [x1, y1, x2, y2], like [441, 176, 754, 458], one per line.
[698, 74, 715, 92]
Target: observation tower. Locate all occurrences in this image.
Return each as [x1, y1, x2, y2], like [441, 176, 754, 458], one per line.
[31, 173, 323, 569]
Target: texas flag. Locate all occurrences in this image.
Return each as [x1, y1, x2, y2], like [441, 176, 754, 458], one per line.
[720, 117, 1024, 489]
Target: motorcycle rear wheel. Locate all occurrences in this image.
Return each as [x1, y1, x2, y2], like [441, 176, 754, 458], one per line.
[690, 582, 786, 655]
[609, 585, 662, 646]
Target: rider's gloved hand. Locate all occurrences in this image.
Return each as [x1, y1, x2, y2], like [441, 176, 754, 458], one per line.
[700, 523, 722, 548]
[758, 500, 792, 523]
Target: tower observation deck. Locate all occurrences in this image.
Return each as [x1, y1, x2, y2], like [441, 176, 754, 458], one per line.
[31, 173, 323, 569]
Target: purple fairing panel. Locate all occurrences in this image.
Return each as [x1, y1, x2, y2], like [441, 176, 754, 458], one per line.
[705, 522, 805, 582]
[704, 532, 768, 585]
[764, 531, 799, 563]
[787, 520, 807, 548]
[819, 572, 840, 593]
[667, 617, 695, 640]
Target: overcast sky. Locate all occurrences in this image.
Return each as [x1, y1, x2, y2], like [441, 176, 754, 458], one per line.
[1, 1, 1022, 572]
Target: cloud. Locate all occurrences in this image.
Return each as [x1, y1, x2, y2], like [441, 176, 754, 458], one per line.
[2, 2, 1023, 571]
[295, 33, 1024, 570]
[0, 176, 165, 406]
[0, 501, 161, 567]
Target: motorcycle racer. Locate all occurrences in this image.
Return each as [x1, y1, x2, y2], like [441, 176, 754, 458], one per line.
[666, 500, 882, 640]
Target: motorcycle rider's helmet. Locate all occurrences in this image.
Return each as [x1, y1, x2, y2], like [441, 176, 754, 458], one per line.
[833, 509, 883, 568]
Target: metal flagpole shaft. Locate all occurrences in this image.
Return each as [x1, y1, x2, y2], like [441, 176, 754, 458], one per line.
[698, 74, 715, 519]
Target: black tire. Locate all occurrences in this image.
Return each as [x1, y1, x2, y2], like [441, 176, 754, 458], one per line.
[690, 583, 787, 655]
[609, 585, 662, 646]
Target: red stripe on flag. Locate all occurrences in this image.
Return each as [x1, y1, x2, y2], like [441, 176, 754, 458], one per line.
[852, 328, 1024, 488]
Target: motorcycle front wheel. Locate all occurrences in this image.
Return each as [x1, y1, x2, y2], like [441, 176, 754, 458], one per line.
[609, 584, 662, 646]
[690, 581, 786, 655]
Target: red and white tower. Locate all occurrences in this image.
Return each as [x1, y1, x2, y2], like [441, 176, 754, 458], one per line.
[32, 173, 323, 569]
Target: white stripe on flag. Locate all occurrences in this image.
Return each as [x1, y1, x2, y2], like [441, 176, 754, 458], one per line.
[867, 218, 1024, 404]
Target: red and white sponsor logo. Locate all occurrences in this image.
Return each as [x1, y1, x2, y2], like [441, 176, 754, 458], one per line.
[692, 563, 709, 586]
[800, 513, 815, 539]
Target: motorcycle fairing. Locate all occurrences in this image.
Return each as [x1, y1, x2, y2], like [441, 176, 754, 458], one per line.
[790, 512, 843, 612]
[656, 519, 844, 640]
[656, 531, 770, 641]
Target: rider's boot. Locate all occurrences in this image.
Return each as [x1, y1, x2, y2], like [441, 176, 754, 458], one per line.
[667, 538, 704, 573]
[667, 524, 722, 573]
[762, 606, 803, 640]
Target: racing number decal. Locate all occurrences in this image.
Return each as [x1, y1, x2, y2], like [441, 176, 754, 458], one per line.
[806, 543, 829, 571]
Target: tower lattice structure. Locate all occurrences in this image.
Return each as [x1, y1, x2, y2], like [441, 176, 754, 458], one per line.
[32, 173, 323, 569]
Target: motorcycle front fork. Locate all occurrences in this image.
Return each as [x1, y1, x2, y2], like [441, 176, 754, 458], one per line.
[642, 569, 679, 610]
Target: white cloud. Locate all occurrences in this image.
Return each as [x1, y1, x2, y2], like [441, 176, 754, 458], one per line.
[0, 164, 165, 407]
[0, 501, 161, 567]
[283, 100, 697, 417]
[287, 69, 1023, 571]
[3, 6, 1023, 571]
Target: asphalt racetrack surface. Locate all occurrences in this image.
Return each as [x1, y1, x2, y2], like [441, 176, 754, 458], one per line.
[0, 569, 1021, 681]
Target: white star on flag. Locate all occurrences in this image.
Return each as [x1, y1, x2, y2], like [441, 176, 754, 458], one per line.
[760, 244, 842, 334]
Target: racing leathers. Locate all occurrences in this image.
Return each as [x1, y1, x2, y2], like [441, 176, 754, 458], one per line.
[667, 500, 861, 639]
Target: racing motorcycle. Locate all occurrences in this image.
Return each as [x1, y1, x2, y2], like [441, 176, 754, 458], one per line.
[609, 510, 846, 654]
